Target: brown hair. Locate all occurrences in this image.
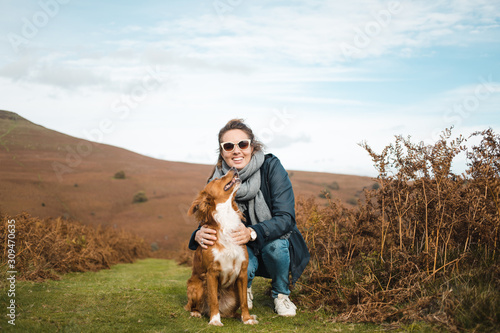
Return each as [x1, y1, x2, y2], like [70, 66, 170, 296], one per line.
[209, 119, 264, 180]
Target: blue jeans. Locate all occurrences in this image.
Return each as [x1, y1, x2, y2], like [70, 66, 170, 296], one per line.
[247, 238, 290, 299]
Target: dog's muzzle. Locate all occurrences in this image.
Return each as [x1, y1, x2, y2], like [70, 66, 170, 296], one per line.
[224, 168, 241, 191]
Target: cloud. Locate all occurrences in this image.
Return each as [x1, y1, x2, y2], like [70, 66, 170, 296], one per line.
[266, 133, 312, 149]
[0, 0, 498, 177]
[0, 53, 108, 90]
[2, 0, 498, 92]
[34, 64, 106, 90]
[141, 48, 254, 74]
[137, 1, 500, 64]
[0, 55, 35, 80]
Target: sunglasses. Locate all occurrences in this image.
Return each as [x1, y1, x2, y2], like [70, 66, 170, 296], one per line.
[220, 139, 252, 152]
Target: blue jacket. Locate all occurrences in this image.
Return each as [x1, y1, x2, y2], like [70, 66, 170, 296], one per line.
[189, 153, 310, 285]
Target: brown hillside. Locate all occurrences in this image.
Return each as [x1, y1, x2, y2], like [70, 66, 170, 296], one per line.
[0, 110, 375, 251]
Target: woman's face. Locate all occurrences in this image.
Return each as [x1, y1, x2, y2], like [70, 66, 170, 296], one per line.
[220, 129, 254, 170]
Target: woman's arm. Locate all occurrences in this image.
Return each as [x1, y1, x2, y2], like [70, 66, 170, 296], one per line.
[251, 155, 295, 247]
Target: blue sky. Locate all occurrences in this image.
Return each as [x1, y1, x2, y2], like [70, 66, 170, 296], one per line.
[1, 0, 499, 176]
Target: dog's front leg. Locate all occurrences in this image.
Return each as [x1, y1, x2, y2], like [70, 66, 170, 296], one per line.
[237, 261, 258, 325]
[206, 271, 223, 326]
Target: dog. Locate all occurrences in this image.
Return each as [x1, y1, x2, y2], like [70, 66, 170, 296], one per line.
[184, 167, 258, 326]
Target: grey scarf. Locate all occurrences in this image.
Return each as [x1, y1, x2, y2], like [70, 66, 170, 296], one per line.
[210, 150, 272, 225]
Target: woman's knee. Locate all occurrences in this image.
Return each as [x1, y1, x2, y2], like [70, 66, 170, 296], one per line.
[261, 239, 290, 263]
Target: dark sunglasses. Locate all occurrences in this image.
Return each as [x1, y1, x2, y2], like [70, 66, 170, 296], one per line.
[220, 139, 252, 152]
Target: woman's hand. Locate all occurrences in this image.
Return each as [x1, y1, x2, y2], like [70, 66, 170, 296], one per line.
[195, 225, 217, 249]
[231, 223, 251, 245]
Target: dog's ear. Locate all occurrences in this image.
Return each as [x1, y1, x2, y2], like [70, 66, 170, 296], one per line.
[187, 196, 201, 216]
[188, 190, 213, 217]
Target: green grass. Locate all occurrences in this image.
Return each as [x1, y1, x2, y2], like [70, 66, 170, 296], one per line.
[1, 259, 430, 332]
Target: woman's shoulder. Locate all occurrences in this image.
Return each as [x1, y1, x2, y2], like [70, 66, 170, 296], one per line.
[263, 153, 280, 165]
[261, 153, 294, 194]
[262, 153, 286, 174]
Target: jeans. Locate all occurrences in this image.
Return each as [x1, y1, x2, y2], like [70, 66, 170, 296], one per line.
[247, 238, 290, 299]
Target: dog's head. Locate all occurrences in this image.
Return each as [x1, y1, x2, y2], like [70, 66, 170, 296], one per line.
[188, 167, 241, 223]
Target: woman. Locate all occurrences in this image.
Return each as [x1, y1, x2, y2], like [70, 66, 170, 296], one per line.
[188, 118, 310, 317]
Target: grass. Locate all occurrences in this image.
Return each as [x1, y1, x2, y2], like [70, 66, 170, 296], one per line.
[0, 258, 420, 333]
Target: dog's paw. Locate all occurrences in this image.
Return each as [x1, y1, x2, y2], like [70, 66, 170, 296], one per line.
[243, 314, 258, 325]
[208, 313, 223, 326]
[208, 319, 223, 326]
[190, 311, 202, 318]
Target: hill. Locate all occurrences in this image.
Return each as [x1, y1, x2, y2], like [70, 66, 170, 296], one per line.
[0, 110, 376, 251]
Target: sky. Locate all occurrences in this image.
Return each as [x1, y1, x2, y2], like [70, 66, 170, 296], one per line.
[1, 0, 499, 177]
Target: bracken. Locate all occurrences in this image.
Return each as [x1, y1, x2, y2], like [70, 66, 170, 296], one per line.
[0, 212, 151, 281]
[295, 128, 499, 332]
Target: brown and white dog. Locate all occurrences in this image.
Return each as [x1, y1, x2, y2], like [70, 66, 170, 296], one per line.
[184, 167, 258, 326]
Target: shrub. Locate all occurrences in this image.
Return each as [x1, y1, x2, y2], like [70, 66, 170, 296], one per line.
[295, 128, 500, 331]
[346, 197, 357, 205]
[114, 170, 126, 179]
[327, 181, 340, 190]
[318, 188, 331, 199]
[0, 212, 150, 281]
[133, 191, 148, 203]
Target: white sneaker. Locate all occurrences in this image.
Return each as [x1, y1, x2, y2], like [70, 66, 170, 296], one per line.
[247, 287, 253, 310]
[274, 294, 297, 317]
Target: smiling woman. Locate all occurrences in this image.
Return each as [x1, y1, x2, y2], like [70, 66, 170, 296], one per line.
[188, 118, 310, 318]
[214, 119, 264, 172]
[220, 134, 253, 170]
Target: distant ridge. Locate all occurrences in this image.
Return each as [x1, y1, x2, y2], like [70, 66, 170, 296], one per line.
[0, 110, 375, 251]
[0, 109, 29, 121]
